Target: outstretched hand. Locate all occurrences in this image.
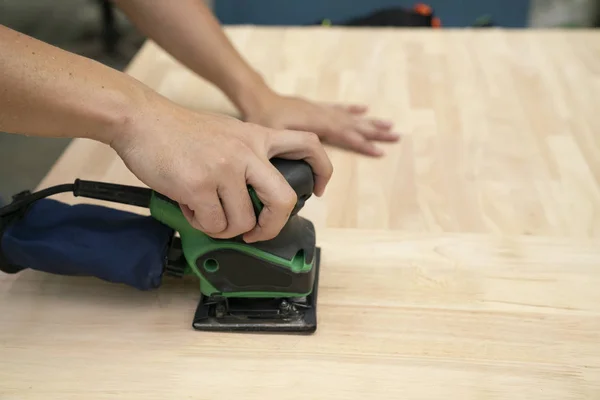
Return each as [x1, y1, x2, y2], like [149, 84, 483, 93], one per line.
[244, 93, 401, 157]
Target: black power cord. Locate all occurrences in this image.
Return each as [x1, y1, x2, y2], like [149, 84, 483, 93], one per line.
[0, 180, 152, 218]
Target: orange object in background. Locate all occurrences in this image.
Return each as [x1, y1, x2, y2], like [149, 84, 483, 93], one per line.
[414, 3, 432, 16]
[413, 3, 441, 27]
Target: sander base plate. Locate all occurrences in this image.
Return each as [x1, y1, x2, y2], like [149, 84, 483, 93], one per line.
[192, 247, 321, 334]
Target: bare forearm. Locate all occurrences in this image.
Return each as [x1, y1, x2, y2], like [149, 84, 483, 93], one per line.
[0, 25, 149, 145]
[114, 0, 273, 115]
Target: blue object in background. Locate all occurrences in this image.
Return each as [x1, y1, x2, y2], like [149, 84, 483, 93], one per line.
[214, 0, 530, 28]
[2, 199, 174, 290]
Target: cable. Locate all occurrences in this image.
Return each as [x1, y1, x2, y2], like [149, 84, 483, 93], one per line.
[0, 184, 74, 217]
[0, 180, 153, 218]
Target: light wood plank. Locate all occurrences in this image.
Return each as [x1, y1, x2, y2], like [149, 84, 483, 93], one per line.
[1, 231, 599, 398]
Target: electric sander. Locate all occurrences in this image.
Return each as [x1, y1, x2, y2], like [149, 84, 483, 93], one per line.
[0, 158, 320, 334]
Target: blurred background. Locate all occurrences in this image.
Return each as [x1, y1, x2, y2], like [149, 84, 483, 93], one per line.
[1, 0, 599, 204]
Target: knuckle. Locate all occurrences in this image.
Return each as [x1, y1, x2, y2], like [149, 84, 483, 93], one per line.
[212, 212, 254, 239]
[327, 157, 334, 174]
[228, 210, 256, 236]
[188, 174, 212, 195]
[209, 211, 228, 232]
[246, 122, 270, 139]
[213, 155, 231, 172]
[304, 131, 321, 146]
[241, 212, 257, 233]
[229, 143, 256, 166]
[284, 187, 298, 209]
[274, 186, 297, 211]
[196, 205, 227, 234]
[261, 128, 278, 148]
[207, 153, 240, 177]
[251, 123, 272, 135]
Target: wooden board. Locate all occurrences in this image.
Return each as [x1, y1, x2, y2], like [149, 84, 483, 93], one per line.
[2, 231, 600, 398]
[1, 28, 600, 398]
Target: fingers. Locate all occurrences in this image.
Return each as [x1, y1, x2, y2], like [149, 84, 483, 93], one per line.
[326, 103, 395, 130]
[364, 130, 401, 142]
[180, 188, 227, 234]
[243, 159, 297, 243]
[340, 131, 384, 157]
[357, 119, 401, 142]
[369, 118, 394, 131]
[212, 177, 256, 239]
[266, 129, 333, 197]
[330, 103, 369, 116]
[332, 107, 400, 143]
[342, 104, 368, 115]
[180, 171, 256, 239]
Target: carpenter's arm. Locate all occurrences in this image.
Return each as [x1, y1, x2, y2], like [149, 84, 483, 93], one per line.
[113, 0, 270, 117]
[0, 24, 146, 144]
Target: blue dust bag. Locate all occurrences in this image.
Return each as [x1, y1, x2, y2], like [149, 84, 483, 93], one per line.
[0, 198, 174, 290]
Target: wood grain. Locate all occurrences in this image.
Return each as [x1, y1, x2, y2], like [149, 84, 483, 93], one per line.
[2, 27, 600, 398]
[38, 28, 600, 237]
[2, 231, 599, 399]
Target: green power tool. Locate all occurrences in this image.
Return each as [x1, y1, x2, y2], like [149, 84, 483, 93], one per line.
[1, 158, 320, 333]
[155, 158, 320, 333]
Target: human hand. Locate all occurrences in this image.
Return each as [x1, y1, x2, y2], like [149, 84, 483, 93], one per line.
[243, 92, 401, 157]
[110, 96, 333, 243]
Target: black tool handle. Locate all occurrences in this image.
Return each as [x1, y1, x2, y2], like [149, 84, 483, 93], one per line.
[266, 158, 315, 216]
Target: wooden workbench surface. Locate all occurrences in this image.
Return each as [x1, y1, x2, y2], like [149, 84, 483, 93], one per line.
[2, 27, 600, 399]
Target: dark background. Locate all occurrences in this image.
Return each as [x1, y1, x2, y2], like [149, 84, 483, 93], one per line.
[213, 0, 530, 27]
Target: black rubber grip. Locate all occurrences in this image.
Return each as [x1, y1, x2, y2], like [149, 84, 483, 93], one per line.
[270, 158, 314, 216]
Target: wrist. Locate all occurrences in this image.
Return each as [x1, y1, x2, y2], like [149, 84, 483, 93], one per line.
[227, 72, 278, 119]
[97, 80, 153, 149]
